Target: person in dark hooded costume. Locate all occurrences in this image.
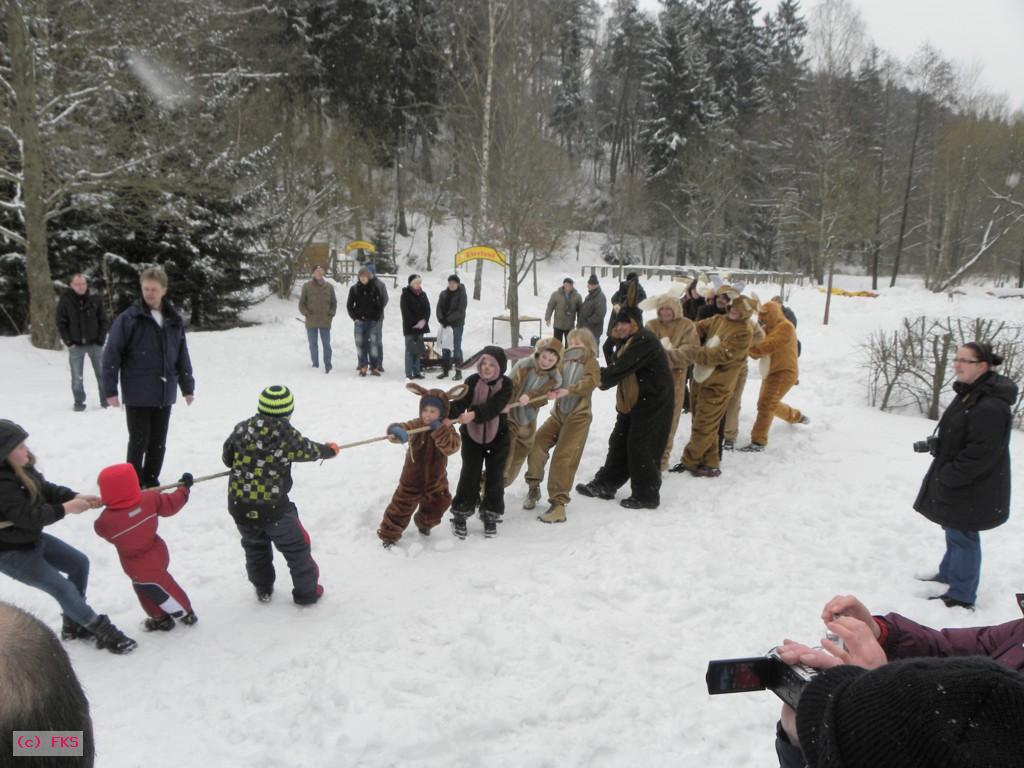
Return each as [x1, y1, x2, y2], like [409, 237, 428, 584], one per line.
[577, 307, 674, 509]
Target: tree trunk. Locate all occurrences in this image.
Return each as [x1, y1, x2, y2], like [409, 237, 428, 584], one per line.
[823, 259, 834, 326]
[395, 143, 408, 238]
[1018, 243, 1023, 289]
[8, 0, 60, 349]
[473, 0, 497, 302]
[891, 93, 925, 288]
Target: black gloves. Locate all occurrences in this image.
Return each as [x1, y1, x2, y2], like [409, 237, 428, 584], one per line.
[178, 472, 194, 489]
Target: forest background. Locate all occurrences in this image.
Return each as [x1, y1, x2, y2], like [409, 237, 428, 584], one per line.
[2, 0, 1023, 349]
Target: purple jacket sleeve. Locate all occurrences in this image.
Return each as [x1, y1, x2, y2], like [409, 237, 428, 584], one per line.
[879, 611, 1024, 670]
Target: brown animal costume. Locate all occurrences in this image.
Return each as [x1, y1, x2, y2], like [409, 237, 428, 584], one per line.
[641, 290, 699, 470]
[675, 293, 754, 475]
[524, 329, 602, 522]
[377, 383, 465, 544]
[502, 338, 563, 487]
[746, 300, 803, 447]
[722, 310, 766, 448]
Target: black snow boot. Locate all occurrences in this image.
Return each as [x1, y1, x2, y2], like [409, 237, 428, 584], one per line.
[575, 480, 615, 500]
[453, 369, 463, 381]
[451, 515, 468, 540]
[89, 615, 138, 654]
[143, 614, 175, 632]
[61, 615, 92, 641]
[483, 518, 497, 538]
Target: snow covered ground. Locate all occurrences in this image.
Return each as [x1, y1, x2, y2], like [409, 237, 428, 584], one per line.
[2, 252, 1021, 767]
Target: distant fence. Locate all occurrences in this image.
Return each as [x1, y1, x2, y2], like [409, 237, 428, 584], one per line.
[579, 264, 807, 288]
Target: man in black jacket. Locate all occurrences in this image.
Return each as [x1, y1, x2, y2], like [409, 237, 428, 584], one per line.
[436, 274, 468, 380]
[346, 266, 384, 376]
[56, 274, 108, 412]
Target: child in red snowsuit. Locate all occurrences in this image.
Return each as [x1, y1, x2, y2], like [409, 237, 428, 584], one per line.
[95, 462, 197, 631]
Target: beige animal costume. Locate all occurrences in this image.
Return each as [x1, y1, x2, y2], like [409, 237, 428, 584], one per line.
[502, 338, 563, 487]
[747, 300, 803, 446]
[640, 288, 699, 470]
[524, 331, 601, 522]
[377, 383, 465, 544]
[677, 294, 754, 472]
[722, 309, 766, 446]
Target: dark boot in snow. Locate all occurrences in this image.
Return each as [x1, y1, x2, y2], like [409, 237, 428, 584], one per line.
[89, 615, 138, 654]
[143, 614, 175, 632]
[451, 515, 468, 540]
[61, 615, 91, 641]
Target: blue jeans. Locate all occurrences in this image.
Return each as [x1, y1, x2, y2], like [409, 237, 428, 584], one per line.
[353, 320, 381, 369]
[69, 344, 103, 405]
[404, 336, 423, 377]
[306, 327, 332, 368]
[441, 326, 464, 372]
[938, 528, 981, 603]
[0, 533, 98, 627]
[374, 320, 385, 370]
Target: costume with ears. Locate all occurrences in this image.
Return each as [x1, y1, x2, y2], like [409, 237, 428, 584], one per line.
[377, 383, 464, 544]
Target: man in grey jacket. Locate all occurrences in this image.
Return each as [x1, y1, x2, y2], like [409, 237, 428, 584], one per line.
[578, 274, 607, 346]
[544, 277, 582, 345]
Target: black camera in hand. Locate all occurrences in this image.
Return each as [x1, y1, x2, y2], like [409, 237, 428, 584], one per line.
[913, 435, 939, 455]
[705, 649, 819, 709]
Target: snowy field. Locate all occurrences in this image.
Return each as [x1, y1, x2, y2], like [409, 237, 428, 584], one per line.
[2, 251, 1022, 767]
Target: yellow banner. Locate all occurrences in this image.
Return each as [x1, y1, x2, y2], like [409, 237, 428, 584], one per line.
[455, 245, 506, 268]
[345, 240, 377, 253]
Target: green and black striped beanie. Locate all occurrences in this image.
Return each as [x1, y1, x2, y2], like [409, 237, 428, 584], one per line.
[258, 385, 295, 417]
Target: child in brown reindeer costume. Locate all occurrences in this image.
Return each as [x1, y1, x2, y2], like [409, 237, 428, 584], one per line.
[722, 298, 765, 451]
[640, 285, 699, 471]
[377, 383, 465, 548]
[525, 328, 601, 523]
[742, 299, 806, 451]
[503, 337, 563, 492]
[670, 291, 754, 477]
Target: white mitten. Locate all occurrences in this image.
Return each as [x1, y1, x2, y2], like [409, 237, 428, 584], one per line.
[660, 336, 673, 350]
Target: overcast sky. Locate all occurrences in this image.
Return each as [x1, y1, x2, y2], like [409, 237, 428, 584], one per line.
[634, 0, 1024, 112]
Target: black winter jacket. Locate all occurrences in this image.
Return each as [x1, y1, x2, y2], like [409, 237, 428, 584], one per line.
[0, 465, 75, 550]
[600, 328, 673, 412]
[579, 287, 607, 339]
[914, 371, 1017, 531]
[56, 290, 107, 347]
[400, 287, 431, 337]
[346, 281, 384, 321]
[436, 285, 468, 328]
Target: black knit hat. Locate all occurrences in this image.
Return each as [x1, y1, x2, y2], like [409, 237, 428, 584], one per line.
[447, 273, 460, 284]
[258, 385, 295, 417]
[0, 419, 29, 461]
[796, 657, 1024, 768]
[587, 274, 599, 286]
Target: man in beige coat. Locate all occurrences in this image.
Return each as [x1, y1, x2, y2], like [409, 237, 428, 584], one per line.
[299, 265, 337, 373]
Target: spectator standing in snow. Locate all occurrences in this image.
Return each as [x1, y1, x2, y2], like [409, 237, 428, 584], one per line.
[56, 273, 108, 412]
[102, 266, 194, 489]
[0, 601, 95, 764]
[912, 341, 1016, 610]
[545, 277, 582, 345]
[606, 272, 646, 343]
[577, 274, 607, 347]
[298, 264, 337, 373]
[367, 263, 389, 371]
[400, 274, 431, 380]
[436, 273, 468, 380]
[0, 420, 137, 654]
[346, 265, 384, 376]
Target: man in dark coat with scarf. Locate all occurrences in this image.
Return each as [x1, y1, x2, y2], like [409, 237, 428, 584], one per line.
[913, 341, 1017, 609]
[577, 306, 674, 509]
[102, 266, 195, 489]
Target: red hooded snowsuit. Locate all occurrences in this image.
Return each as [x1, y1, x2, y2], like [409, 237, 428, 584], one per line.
[95, 463, 193, 618]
